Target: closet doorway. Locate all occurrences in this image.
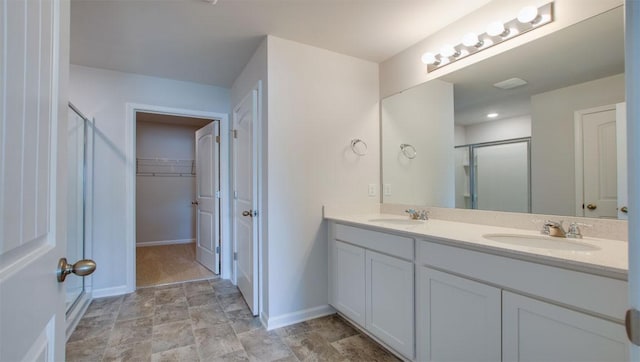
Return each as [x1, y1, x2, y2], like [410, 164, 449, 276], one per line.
[135, 112, 220, 287]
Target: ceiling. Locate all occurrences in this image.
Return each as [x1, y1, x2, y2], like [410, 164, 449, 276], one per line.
[70, 0, 492, 88]
[445, 6, 624, 126]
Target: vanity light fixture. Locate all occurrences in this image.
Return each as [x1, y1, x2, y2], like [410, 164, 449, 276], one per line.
[421, 2, 554, 72]
[440, 44, 460, 58]
[518, 6, 541, 24]
[486, 21, 510, 37]
[487, 113, 499, 118]
[462, 32, 483, 48]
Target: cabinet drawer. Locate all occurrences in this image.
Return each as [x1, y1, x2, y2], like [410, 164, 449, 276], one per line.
[334, 223, 414, 260]
[417, 239, 627, 321]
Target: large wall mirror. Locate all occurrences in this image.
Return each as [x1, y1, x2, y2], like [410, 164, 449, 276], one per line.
[381, 6, 626, 219]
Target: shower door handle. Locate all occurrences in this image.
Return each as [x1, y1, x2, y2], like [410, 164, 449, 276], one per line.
[57, 258, 96, 282]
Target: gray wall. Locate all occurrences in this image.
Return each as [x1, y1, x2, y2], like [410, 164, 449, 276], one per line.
[531, 73, 625, 216]
[135, 121, 201, 244]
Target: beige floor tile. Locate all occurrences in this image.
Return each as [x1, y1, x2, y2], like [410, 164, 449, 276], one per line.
[195, 322, 244, 359]
[190, 303, 229, 329]
[67, 313, 115, 343]
[282, 331, 346, 362]
[154, 285, 187, 305]
[305, 315, 359, 343]
[151, 344, 200, 362]
[237, 328, 296, 362]
[83, 295, 123, 318]
[103, 340, 152, 362]
[154, 299, 190, 325]
[184, 280, 216, 297]
[207, 350, 250, 361]
[109, 317, 153, 347]
[152, 319, 196, 353]
[331, 334, 400, 362]
[65, 335, 109, 362]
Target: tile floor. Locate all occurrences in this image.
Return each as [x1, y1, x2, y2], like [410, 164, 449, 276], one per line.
[66, 278, 400, 362]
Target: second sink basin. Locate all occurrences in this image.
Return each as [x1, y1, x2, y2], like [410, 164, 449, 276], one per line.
[482, 233, 600, 251]
[368, 218, 425, 225]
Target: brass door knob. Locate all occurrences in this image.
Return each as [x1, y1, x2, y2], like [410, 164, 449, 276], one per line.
[586, 203, 597, 210]
[57, 258, 96, 282]
[621, 206, 628, 214]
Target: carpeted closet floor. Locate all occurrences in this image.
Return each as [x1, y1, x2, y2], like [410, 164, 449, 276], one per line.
[136, 243, 215, 287]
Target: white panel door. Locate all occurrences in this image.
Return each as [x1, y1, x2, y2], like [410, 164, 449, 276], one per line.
[233, 89, 259, 315]
[195, 122, 220, 273]
[503, 291, 628, 362]
[365, 250, 414, 359]
[416, 266, 501, 362]
[581, 107, 618, 218]
[332, 240, 366, 326]
[1, 0, 68, 361]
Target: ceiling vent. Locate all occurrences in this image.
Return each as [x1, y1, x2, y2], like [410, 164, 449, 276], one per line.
[493, 77, 528, 90]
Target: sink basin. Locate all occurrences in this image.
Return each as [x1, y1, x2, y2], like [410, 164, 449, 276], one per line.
[368, 218, 425, 225]
[482, 233, 600, 251]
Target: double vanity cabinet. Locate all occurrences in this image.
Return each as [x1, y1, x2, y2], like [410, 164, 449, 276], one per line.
[327, 219, 629, 361]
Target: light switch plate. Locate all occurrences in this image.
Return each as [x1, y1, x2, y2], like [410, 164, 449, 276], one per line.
[383, 184, 391, 196]
[368, 184, 376, 197]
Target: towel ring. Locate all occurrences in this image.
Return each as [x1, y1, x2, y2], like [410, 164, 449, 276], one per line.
[400, 143, 417, 159]
[350, 139, 367, 156]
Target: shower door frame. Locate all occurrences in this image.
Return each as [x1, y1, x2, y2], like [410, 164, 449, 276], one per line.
[456, 137, 532, 213]
[65, 102, 94, 339]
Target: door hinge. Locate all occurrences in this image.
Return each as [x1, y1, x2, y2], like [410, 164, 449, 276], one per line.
[627, 309, 640, 346]
[234, 252, 238, 261]
[233, 129, 238, 138]
[215, 135, 220, 143]
[215, 190, 221, 198]
[216, 246, 220, 254]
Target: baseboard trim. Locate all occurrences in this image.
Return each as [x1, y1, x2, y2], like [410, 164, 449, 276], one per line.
[136, 239, 195, 247]
[92, 285, 131, 298]
[264, 304, 336, 331]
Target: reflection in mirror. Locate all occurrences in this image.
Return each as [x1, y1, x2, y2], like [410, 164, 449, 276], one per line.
[382, 6, 626, 219]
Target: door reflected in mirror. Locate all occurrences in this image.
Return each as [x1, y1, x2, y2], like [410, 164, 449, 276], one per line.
[381, 6, 626, 219]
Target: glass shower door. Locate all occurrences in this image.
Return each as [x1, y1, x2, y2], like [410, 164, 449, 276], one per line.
[66, 104, 86, 312]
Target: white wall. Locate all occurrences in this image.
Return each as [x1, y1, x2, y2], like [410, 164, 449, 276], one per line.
[69, 65, 229, 294]
[266, 36, 379, 324]
[462, 115, 531, 145]
[230, 38, 269, 315]
[531, 73, 625, 215]
[381, 80, 455, 206]
[136, 121, 201, 244]
[380, 0, 623, 98]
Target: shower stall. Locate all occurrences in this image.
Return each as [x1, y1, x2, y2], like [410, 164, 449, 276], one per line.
[455, 137, 531, 213]
[66, 103, 93, 333]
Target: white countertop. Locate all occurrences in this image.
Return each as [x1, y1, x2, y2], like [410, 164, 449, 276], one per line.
[325, 213, 628, 280]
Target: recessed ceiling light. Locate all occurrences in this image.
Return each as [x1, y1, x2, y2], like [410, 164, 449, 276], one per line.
[487, 113, 499, 118]
[493, 77, 528, 90]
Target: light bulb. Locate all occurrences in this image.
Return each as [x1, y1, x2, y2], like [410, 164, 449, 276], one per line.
[487, 113, 499, 118]
[518, 6, 540, 24]
[421, 52, 439, 65]
[462, 32, 483, 48]
[487, 21, 509, 37]
[440, 44, 459, 58]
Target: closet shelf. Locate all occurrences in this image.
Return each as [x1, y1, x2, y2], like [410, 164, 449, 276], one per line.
[136, 158, 195, 177]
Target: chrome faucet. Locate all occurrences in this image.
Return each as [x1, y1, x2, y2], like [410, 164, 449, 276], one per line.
[405, 209, 429, 220]
[543, 220, 566, 238]
[566, 222, 585, 239]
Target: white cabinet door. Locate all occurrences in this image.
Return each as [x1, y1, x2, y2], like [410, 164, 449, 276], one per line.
[366, 250, 414, 359]
[332, 240, 366, 326]
[416, 266, 501, 362]
[503, 291, 628, 362]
